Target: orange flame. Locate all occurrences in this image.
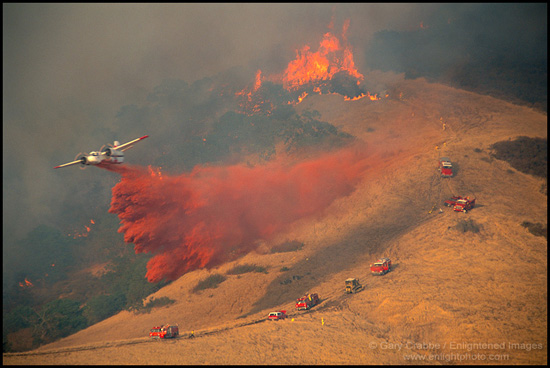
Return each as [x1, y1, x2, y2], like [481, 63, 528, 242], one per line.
[368, 92, 381, 101]
[235, 19, 377, 114]
[344, 92, 381, 102]
[252, 69, 262, 93]
[19, 278, 34, 288]
[282, 20, 363, 91]
[235, 69, 274, 115]
[289, 91, 309, 105]
[149, 165, 163, 180]
[90, 219, 95, 224]
[344, 93, 365, 101]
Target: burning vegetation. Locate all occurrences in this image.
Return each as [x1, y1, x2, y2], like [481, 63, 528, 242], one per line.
[234, 19, 378, 116]
[281, 20, 364, 91]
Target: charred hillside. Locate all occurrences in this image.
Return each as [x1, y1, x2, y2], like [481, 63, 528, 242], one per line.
[365, 3, 547, 111]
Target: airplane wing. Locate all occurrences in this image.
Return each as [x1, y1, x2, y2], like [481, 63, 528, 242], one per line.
[113, 135, 149, 152]
[53, 160, 83, 169]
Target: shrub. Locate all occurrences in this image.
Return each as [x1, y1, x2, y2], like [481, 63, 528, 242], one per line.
[490, 137, 547, 178]
[192, 274, 226, 293]
[84, 293, 126, 323]
[521, 221, 547, 239]
[226, 264, 268, 275]
[132, 296, 175, 314]
[454, 219, 482, 233]
[270, 240, 304, 253]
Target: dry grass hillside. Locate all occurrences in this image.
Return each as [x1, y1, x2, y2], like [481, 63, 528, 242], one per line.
[4, 74, 547, 365]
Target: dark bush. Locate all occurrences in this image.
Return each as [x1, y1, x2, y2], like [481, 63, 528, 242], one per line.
[490, 137, 547, 178]
[521, 221, 547, 239]
[226, 264, 268, 275]
[132, 296, 176, 314]
[270, 240, 304, 253]
[192, 274, 226, 293]
[454, 219, 482, 233]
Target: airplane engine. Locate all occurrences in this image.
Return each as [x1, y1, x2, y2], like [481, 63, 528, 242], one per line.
[76, 155, 88, 165]
[103, 148, 124, 164]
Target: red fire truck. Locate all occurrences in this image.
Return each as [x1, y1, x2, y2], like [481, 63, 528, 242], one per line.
[444, 196, 476, 213]
[370, 258, 392, 275]
[452, 197, 476, 212]
[295, 293, 320, 310]
[149, 324, 179, 339]
[439, 157, 453, 178]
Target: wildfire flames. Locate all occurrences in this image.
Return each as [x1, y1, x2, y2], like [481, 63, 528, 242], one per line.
[345, 92, 381, 101]
[102, 147, 370, 282]
[19, 277, 33, 288]
[235, 19, 380, 113]
[68, 219, 95, 238]
[235, 70, 274, 116]
[281, 19, 363, 91]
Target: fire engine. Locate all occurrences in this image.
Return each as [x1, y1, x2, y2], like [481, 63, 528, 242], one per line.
[149, 324, 179, 339]
[452, 197, 476, 212]
[295, 293, 320, 310]
[370, 258, 392, 275]
[439, 157, 453, 177]
[444, 196, 476, 213]
[444, 196, 462, 207]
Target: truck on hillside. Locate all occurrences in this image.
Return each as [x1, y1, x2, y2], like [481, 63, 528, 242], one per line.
[370, 258, 392, 275]
[439, 157, 453, 177]
[444, 196, 476, 213]
[149, 324, 179, 339]
[444, 196, 462, 207]
[452, 197, 476, 212]
[295, 293, 320, 310]
[268, 310, 287, 321]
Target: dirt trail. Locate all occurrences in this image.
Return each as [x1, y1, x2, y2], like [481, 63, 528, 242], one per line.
[4, 76, 547, 365]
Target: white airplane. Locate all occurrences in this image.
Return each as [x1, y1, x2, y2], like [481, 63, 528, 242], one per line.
[54, 135, 149, 169]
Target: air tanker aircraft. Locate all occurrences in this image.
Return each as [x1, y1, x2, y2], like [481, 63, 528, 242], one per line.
[54, 135, 149, 169]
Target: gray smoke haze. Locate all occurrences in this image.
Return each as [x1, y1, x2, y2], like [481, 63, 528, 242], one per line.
[2, 3, 431, 243]
[3, 4, 545, 277]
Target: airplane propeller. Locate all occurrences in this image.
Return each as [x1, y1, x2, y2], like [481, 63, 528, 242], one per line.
[74, 152, 87, 170]
[99, 144, 114, 156]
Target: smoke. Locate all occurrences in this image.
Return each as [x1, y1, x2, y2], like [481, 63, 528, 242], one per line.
[4, 3, 546, 286]
[102, 145, 369, 282]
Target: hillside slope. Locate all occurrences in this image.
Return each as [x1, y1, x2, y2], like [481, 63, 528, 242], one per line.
[4, 75, 547, 365]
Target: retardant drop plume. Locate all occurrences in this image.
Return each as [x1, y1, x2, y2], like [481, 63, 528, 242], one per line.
[102, 146, 369, 282]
